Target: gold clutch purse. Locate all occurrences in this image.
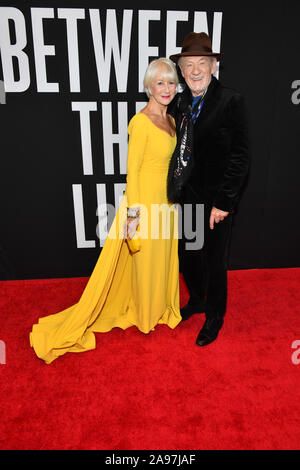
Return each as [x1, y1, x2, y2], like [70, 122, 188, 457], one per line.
[126, 232, 141, 254]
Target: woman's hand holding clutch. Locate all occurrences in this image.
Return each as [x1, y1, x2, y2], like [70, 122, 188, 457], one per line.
[126, 218, 139, 240]
[124, 208, 141, 253]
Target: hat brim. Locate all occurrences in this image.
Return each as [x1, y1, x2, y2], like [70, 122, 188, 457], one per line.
[169, 51, 223, 63]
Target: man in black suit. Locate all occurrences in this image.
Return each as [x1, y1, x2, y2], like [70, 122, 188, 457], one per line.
[168, 32, 249, 346]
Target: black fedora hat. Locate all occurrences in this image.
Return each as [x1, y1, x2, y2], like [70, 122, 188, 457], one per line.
[169, 32, 223, 63]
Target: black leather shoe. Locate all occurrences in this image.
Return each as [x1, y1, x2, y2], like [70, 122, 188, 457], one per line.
[195, 316, 224, 346]
[180, 301, 206, 321]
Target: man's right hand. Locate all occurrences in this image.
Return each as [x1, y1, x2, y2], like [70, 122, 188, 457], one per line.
[209, 206, 229, 230]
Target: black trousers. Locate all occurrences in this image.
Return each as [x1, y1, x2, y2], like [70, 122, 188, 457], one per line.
[178, 190, 233, 320]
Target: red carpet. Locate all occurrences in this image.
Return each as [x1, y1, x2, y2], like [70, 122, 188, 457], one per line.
[0, 268, 300, 450]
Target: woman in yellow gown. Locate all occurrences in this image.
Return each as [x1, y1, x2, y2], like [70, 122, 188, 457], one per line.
[30, 58, 182, 364]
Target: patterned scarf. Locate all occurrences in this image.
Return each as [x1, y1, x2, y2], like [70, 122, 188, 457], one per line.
[167, 89, 206, 203]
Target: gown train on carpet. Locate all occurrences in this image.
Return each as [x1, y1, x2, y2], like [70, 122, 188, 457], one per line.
[30, 113, 181, 364]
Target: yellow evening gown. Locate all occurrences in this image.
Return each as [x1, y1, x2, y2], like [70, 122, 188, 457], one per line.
[29, 112, 181, 364]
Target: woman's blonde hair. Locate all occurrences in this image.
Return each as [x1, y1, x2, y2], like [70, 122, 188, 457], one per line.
[143, 58, 179, 98]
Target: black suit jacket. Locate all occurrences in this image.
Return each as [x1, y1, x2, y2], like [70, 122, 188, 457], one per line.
[168, 76, 249, 212]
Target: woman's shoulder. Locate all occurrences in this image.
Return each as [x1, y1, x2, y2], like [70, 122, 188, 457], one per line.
[128, 112, 149, 131]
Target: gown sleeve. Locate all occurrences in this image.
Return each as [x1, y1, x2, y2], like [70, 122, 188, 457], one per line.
[126, 114, 148, 208]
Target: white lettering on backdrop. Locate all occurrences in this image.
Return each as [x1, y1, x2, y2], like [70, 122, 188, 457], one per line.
[0, 7, 223, 247]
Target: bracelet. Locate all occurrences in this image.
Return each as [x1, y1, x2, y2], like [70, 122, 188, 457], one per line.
[127, 207, 140, 218]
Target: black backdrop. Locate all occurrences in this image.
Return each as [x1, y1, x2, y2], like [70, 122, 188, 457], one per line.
[0, 0, 300, 281]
